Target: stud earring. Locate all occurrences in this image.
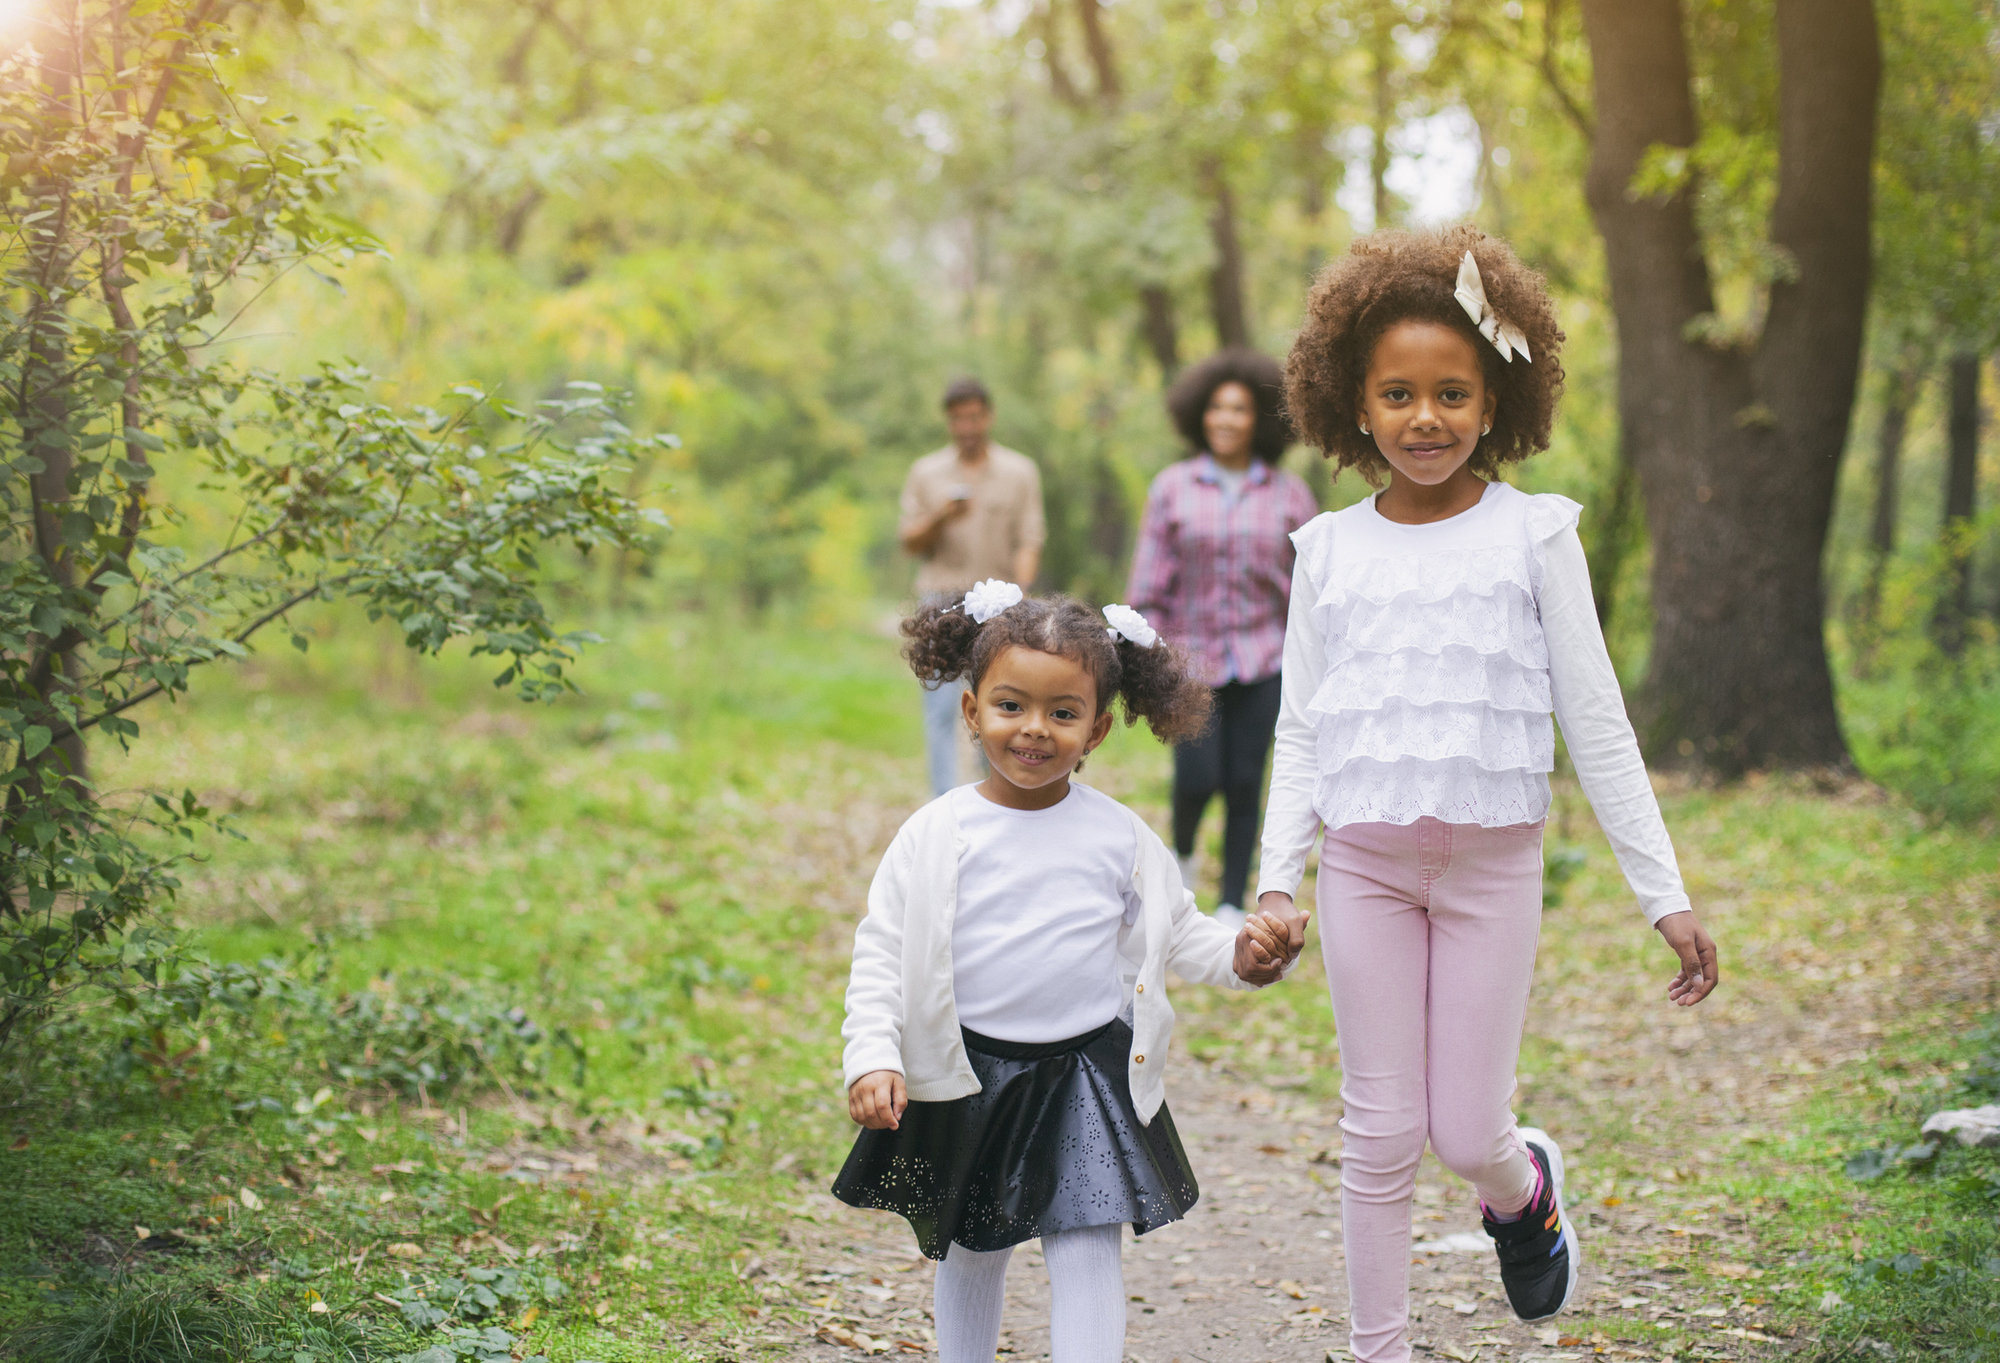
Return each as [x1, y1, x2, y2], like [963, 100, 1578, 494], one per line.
[1481, 423, 1491, 435]
[1359, 422, 1370, 435]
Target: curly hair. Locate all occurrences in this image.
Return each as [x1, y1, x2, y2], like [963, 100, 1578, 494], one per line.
[1285, 226, 1565, 486]
[1164, 348, 1295, 464]
[902, 594, 1211, 745]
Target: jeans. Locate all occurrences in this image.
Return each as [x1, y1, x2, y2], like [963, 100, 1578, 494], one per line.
[922, 678, 972, 797]
[1170, 674, 1283, 907]
[1317, 818, 1546, 1363]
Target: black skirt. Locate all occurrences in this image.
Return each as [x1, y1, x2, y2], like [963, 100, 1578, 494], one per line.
[830, 1017, 1199, 1260]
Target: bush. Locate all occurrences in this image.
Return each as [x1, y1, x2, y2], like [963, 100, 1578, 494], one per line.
[19, 934, 582, 1112]
[4, 1282, 259, 1363]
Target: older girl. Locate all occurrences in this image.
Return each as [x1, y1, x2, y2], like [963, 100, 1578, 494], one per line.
[1258, 228, 1719, 1362]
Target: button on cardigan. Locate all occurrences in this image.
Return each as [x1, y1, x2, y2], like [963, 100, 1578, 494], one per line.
[841, 785, 1258, 1125]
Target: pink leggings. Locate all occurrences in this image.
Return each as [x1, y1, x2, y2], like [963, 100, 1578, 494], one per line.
[1318, 818, 1545, 1363]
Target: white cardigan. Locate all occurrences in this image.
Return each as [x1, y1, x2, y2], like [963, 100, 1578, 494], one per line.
[841, 785, 1255, 1125]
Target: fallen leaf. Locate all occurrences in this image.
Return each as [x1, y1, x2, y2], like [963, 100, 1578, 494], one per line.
[8, 1135, 27, 1151]
[372, 1160, 421, 1175]
[1438, 1345, 1476, 1362]
[515, 1306, 540, 1329]
[1713, 1262, 1754, 1279]
[1279, 1279, 1307, 1299]
[1558, 1336, 1584, 1347]
[1259, 1143, 1288, 1155]
[133, 1225, 151, 1240]
[308, 1299, 328, 1315]
[238, 1187, 262, 1211]
[385, 1242, 424, 1259]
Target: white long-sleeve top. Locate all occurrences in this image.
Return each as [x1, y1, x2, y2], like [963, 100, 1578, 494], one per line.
[843, 783, 1257, 1125]
[950, 784, 1142, 1043]
[1257, 481, 1691, 925]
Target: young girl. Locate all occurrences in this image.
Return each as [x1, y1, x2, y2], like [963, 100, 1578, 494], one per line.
[834, 582, 1297, 1363]
[1256, 227, 1720, 1363]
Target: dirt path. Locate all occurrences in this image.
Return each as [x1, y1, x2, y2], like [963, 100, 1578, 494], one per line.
[774, 1040, 1774, 1363]
[727, 769, 1997, 1363]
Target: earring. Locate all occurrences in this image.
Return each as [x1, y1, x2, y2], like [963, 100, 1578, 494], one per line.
[1359, 422, 1370, 435]
[1481, 423, 1491, 435]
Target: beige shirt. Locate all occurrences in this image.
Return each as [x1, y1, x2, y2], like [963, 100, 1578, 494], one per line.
[900, 443, 1046, 596]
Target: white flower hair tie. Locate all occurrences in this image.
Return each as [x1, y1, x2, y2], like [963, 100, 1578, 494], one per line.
[959, 579, 1024, 625]
[1102, 604, 1159, 649]
[1454, 250, 1532, 364]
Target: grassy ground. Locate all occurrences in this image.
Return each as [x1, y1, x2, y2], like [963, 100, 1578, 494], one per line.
[1, 611, 1995, 1360]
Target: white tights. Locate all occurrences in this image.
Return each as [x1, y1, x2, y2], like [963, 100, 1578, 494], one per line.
[933, 1224, 1125, 1363]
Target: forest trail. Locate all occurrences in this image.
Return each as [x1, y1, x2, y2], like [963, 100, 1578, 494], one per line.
[776, 1050, 1779, 1363]
[740, 772, 1949, 1363]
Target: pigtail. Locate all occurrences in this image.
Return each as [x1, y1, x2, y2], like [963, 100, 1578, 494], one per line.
[1113, 637, 1212, 745]
[901, 594, 982, 684]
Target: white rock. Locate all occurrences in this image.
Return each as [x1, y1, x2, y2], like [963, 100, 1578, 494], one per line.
[1919, 1104, 2000, 1148]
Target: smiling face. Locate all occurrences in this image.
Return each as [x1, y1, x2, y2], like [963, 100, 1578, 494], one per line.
[962, 644, 1115, 810]
[1203, 380, 1257, 468]
[1359, 320, 1497, 496]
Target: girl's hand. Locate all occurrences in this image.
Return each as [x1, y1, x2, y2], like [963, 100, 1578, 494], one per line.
[848, 1070, 907, 1129]
[1656, 910, 1719, 1006]
[1256, 891, 1313, 963]
[1233, 924, 1286, 985]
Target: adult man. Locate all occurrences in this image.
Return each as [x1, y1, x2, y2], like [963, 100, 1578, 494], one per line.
[899, 376, 1046, 796]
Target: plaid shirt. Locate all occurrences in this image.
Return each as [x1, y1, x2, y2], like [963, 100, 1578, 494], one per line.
[1125, 454, 1320, 688]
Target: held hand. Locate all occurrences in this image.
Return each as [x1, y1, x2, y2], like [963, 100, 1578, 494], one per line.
[1256, 891, 1313, 964]
[847, 1070, 907, 1129]
[1655, 910, 1719, 1007]
[1233, 924, 1286, 985]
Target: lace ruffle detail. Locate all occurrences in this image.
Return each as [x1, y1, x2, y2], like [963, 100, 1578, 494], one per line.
[1317, 571, 1550, 670]
[1307, 644, 1553, 717]
[1314, 758, 1552, 830]
[1315, 697, 1554, 775]
[1293, 488, 1582, 831]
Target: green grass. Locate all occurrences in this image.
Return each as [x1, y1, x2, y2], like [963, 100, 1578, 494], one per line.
[1, 607, 1996, 1360]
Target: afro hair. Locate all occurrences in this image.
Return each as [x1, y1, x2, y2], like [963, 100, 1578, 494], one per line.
[1285, 226, 1565, 486]
[1164, 348, 1295, 464]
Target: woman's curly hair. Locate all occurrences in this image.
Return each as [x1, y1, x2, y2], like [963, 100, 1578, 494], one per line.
[902, 594, 1211, 745]
[1285, 226, 1565, 486]
[1165, 348, 1294, 464]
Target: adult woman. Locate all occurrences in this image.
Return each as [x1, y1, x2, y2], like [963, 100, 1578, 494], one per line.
[1126, 349, 1318, 927]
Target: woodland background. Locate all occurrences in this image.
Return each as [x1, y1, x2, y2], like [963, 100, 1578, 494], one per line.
[1, 1, 1998, 1360]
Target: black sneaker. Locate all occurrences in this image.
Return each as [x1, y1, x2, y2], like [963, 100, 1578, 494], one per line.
[1480, 1126, 1579, 1321]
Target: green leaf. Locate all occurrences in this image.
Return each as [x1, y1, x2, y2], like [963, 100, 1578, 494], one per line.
[21, 726, 51, 760]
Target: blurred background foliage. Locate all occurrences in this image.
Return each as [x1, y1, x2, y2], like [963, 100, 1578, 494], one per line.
[205, 0, 1998, 811]
[3, 1, 1999, 1355]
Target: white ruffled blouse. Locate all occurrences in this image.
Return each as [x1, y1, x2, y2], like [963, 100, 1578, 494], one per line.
[1257, 480, 1691, 924]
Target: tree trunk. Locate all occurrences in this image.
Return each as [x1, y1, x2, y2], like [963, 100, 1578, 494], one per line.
[1933, 351, 1981, 654]
[1206, 165, 1249, 349]
[19, 42, 87, 790]
[1580, 0, 1875, 772]
[1369, 20, 1395, 230]
[1075, 0, 1119, 103]
[1853, 362, 1920, 665]
[1139, 284, 1179, 374]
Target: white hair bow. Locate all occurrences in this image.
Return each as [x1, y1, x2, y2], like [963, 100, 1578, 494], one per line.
[1102, 603, 1159, 649]
[959, 579, 1024, 624]
[1455, 251, 1531, 364]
